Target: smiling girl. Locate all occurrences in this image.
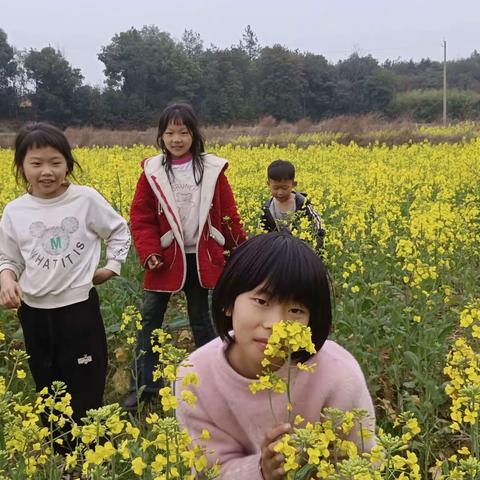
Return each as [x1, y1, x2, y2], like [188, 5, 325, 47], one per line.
[176, 232, 376, 479]
[125, 103, 246, 409]
[0, 122, 130, 427]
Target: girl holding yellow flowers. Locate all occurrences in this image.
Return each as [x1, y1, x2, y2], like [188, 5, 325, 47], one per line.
[176, 232, 375, 479]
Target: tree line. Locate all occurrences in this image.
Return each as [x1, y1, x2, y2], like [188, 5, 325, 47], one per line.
[1, 25, 480, 128]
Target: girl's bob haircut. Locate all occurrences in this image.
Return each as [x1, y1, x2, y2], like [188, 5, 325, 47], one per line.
[212, 232, 332, 361]
[14, 122, 79, 187]
[156, 103, 205, 184]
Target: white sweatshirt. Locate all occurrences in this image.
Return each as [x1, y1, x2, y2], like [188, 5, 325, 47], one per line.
[171, 160, 201, 253]
[0, 184, 131, 308]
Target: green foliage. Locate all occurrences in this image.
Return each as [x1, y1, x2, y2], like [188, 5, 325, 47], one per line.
[391, 89, 480, 122]
[385, 58, 443, 90]
[334, 53, 396, 115]
[257, 45, 306, 121]
[0, 29, 17, 118]
[195, 47, 256, 123]
[302, 53, 336, 120]
[23, 47, 84, 126]
[2, 25, 480, 126]
[238, 25, 261, 61]
[98, 26, 199, 127]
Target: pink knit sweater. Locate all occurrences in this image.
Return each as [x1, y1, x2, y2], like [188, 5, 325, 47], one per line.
[176, 338, 376, 480]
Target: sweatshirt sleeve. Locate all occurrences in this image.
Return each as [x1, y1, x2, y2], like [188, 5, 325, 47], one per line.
[324, 350, 377, 452]
[217, 170, 247, 251]
[87, 189, 131, 275]
[0, 209, 25, 279]
[130, 172, 163, 266]
[342, 369, 376, 452]
[176, 392, 263, 480]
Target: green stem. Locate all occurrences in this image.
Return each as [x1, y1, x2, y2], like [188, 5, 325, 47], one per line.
[268, 391, 279, 425]
[5, 356, 20, 392]
[111, 455, 116, 480]
[359, 420, 365, 453]
[49, 407, 55, 479]
[171, 363, 177, 420]
[286, 347, 292, 425]
[471, 413, 479, 459]
[96, 418, 100, 446]
[0, 421, 4, 451]
[175, 429, 181, 476]
[384, 452, 395, 480]
[333, 438, 338, 466]
[133, 352, 142, 426]
[166, 433, 170, 480]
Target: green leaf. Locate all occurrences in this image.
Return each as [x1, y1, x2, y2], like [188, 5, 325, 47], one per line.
[403, 350, 420, 370]
[294, 463, 317, 480]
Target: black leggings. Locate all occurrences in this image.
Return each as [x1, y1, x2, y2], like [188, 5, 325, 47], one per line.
[18, 288, 107, 424]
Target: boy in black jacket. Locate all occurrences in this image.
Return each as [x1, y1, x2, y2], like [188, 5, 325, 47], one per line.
[261, 159, 325, 253]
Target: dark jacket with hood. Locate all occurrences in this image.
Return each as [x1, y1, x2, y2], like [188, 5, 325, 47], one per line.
[261, 191, 325, 252]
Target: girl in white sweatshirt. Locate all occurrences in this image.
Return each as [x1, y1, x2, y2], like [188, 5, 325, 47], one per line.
[0, 122, 131, 428]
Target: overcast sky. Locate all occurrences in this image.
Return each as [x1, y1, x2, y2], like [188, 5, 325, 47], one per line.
[2, 0, 478, 86]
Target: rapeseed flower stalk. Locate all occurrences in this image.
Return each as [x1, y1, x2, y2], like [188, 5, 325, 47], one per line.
[118, 304, 146, 417]
[0, 381, 76, 478]
[151, 328, 196, 414]
[438, 301, 480, 479]
[249, 322, 374, 479]
[271, 408, 423, 479]
[249, 320, 315, 423]
[120, 304, 143, 346]
[0, 311, 218, 479]
[248, 321, 425, 479]
[4, 348, 29, 393]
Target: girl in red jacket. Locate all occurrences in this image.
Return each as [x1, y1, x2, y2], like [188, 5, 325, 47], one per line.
[125, 103, 246, 409]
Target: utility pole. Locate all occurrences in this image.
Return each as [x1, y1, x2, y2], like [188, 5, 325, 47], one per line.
[443, 40, 447, 126]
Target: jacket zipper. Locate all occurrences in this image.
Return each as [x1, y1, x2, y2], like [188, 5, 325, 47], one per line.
[168, 242, 177, 271]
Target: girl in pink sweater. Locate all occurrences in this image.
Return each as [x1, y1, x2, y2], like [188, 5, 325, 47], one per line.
[176, 232, 375, 479]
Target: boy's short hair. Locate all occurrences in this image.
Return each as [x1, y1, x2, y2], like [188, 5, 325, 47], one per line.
[212, 232, 332, 361]
[267, 159, 295, 181]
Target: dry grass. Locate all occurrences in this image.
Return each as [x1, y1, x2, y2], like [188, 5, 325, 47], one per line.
[0, 133, 16, 149]
[64, 127, 158, 148]
[0, 115, 479, 148]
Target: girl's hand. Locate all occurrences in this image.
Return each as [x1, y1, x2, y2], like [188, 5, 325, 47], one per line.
[0, 270, 22, 309]
[146, 254, 163, 270]
[93, 268, 115, 285]
[260, 423, 291, 480]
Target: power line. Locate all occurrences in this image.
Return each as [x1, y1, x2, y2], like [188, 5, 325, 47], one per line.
[317, 43, 457, 60]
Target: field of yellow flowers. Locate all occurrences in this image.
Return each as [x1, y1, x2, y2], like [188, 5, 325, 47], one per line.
[0, 139, 479, 479]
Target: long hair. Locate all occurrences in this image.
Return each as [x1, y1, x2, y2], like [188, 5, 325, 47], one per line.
[156, 103, 205, 185]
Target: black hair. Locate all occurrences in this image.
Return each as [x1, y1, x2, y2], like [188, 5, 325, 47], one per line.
[267, 159, 295, 181]
[156, 103, 205, 185]
[13, 122, 79, 188]
[212, 231, 332, 362]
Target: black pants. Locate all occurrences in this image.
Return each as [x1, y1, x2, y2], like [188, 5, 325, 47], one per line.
[130, 254, 216, 393]
[18, 288, 107, 425]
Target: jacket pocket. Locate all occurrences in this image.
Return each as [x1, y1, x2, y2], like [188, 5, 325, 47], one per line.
[209, 225, 225, 247]
[160, 230, 174, 249]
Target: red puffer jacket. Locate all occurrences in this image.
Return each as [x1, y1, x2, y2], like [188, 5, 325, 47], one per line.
[130, 153, 247, 291]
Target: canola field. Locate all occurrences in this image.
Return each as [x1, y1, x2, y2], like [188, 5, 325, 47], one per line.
[0, 140, 479, 479]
